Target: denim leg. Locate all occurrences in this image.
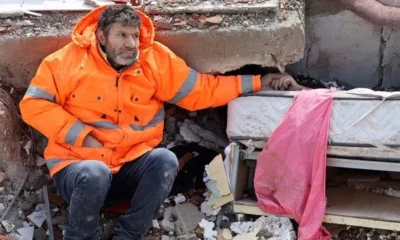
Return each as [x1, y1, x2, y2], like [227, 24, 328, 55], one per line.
[53, 160, 112, 240]
[106, 148, 178, 240]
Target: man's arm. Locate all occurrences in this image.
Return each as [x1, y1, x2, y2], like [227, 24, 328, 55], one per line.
[151, 42, 261, 111]
[19, 59, 95, 147]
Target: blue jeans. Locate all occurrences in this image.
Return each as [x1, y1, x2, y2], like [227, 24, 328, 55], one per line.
[53, 148, 179, 240]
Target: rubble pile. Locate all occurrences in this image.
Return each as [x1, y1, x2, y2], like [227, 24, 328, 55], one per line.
[0, 0, 304, 36]
[149, 12, 275, 31]
[143, 0, 271, 8]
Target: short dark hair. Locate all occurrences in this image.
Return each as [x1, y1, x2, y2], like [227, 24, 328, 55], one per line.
[97, 5, 141, 35]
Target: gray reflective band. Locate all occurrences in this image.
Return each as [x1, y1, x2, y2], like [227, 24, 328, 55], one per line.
[168, 68, 198, 104]
[130, 108, 165, 131]
[65, 121, 86, 145]
[241, 75, 253, 94]
[25, 86, 56, 102]
[46, 158, 62, 170]
[87, 121, 119, 130]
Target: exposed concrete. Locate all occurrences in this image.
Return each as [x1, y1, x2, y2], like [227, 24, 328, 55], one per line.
[381, 28, 400, 88]
[0, 36, 71, 88]
[0, 4, 305, 88]
[287, 0, 400, 89]
[287, 0, 382, 88]
[155, 10, 305, 74]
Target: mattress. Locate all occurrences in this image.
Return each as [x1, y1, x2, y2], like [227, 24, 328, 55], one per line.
[227, 89, 400, 148]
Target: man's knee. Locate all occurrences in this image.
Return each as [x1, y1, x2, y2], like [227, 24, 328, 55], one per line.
[77, 160, 112, 190]
[152, 148, 178, 170]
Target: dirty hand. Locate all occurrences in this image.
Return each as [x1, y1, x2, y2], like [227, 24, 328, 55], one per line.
[82, 134, 102, 148]
[261, 73, 304, 91]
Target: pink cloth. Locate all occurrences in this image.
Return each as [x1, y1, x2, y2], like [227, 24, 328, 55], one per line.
[254, 89, 336, 240]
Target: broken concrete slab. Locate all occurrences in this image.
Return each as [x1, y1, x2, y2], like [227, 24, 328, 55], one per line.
[199, 219, 217, 240]
[174, 203, 205, 236]
[0, 1, 304, 88]
[27, 210, 47, 228]
[1, 220, 15, 233]
[232, 228, 260, 240]
[17, 226, 34, 240]
[230, 215, 294, 239]
[160, 207, 175, 232]
[381, 29, 400, 89]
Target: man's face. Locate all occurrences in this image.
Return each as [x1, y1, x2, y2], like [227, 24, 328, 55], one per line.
[98, 22, 140, 68]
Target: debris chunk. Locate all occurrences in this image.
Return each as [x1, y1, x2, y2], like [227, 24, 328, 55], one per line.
[1, 220, 15, 233]
[27, 210, 47, 228]
[199, 219, 217, 240]
[174, 203, 205, 236]
[232, 228, 260, 240]
[17, 226, 34, 240]
[155, 21, 174, 30]
[160, 207, 175, 232]
[201, 201, 221, 216]
[174, 193, 187, 204]
[205, 16, 223, 25]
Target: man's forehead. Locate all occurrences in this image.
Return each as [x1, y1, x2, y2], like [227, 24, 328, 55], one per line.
[109, 22, 140, 33]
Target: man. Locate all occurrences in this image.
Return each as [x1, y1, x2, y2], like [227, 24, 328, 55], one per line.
[20, 4, 303, 240]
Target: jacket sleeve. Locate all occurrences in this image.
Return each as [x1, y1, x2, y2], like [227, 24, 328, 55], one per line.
[151, 42, 261, 111]
[19, 59, 93, 147]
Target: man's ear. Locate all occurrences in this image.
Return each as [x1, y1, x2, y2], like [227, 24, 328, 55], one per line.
[96, 30, 106, 45]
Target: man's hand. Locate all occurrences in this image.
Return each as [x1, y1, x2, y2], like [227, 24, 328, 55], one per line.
[82, 134, 102, 148]
[261, 73, 304, 91]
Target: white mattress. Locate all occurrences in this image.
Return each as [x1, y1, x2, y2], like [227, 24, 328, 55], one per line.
[227, 89, 400, 147]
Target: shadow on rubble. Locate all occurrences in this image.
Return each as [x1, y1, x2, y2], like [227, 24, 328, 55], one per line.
[168, 142, 219, 197]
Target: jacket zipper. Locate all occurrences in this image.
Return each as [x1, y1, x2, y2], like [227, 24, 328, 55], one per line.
[115, 75, 120, 87]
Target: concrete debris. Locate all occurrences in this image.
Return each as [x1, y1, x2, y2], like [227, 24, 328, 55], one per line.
[180, 119, 230, 150]
[17, 226, 34, 240]
[0, 203, 5, 215]
[199, 219, 217, 240]
[174, 193, 187, 204]
[33, 228, 46, 240]
[230, 215, 294, 239]
[27, 210, 47, 228]
[20, 201, 33, 211]
[222, 228, 233, 239]
[35, 155, 46, 167]
[23, 140, 31, 155]
[1, 220, 15, 233]
[200, 201, 221, 217]
[51, 216, 67, 225]
[160, 207, 175, 232]
[153, 219, 161, 229]
[232, 228, 260, 240]
[205, 16, 224, 25]
[177, 233, 197, 240]
[174, 203, 205, 236]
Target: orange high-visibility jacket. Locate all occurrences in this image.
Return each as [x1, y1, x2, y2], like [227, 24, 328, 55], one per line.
[20, 6, 261, 177]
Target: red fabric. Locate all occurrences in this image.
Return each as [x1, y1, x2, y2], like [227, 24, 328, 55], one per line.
[254, 89, 336, 240]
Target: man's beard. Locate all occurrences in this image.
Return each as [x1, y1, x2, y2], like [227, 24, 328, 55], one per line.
[105, 45, 138, 67]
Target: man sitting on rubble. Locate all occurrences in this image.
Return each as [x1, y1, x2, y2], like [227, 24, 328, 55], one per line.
[19, 4, 303, 240]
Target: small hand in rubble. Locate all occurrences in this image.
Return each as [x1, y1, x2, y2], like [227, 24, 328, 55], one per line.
[82, 134, 103, 148]
[261, 73, 304, 91]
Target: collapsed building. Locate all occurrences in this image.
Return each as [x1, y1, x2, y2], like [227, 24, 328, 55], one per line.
[0, 0, 400, 239]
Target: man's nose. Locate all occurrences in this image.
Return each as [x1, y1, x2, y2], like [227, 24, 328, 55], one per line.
[125, 36, 137, 49]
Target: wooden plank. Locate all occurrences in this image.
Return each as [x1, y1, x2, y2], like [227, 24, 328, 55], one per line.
[233, 185, 400, 231]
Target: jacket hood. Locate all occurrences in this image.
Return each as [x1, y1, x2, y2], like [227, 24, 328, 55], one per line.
[71, 5, 155, 50]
